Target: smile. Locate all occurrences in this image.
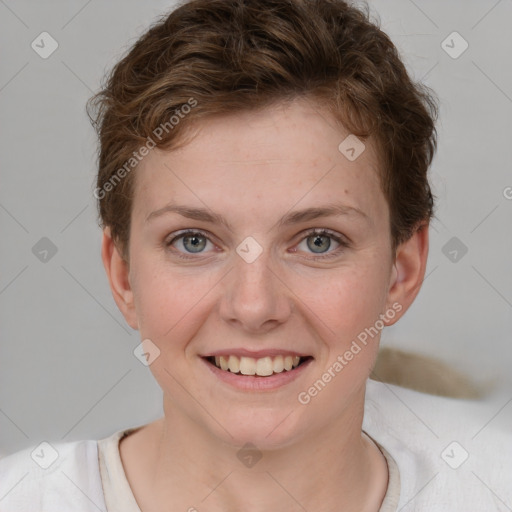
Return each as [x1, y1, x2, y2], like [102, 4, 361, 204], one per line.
[205, 354, 312, 377]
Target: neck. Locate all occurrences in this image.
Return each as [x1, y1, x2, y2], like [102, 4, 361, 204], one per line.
[124, 388, 388, 512]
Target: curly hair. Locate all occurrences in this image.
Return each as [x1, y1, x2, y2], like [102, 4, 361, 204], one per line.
[87, 0, 438, 262]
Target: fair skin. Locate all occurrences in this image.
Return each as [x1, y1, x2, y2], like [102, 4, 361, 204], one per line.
[102, 98, 429, 512]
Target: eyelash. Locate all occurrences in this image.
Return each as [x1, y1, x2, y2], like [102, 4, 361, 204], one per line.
[165, 228, 350, 261]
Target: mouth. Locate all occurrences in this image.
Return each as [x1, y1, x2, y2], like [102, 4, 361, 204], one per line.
[203, 354, 313, 377]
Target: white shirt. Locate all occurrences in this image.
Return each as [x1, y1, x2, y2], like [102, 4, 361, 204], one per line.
[1, 379, 510, 511]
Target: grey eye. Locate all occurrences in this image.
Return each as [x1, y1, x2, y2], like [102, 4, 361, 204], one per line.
[181, 233, 208, 253]
[306, 234, 331, 253]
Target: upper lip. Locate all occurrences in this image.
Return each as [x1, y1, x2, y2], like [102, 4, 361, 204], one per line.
[201, 349, 312, 358]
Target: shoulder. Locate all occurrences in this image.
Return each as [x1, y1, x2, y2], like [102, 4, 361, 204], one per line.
[0, 438, 106, 512]
[364, 379, 512, 511]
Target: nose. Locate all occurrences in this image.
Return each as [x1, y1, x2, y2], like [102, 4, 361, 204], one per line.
[218, 247, 292, 334]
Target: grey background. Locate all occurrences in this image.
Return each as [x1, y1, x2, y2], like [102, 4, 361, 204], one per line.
[1, 0, 511, 457]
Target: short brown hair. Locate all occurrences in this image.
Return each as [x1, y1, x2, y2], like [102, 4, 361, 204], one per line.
[87, 0, 438, 262]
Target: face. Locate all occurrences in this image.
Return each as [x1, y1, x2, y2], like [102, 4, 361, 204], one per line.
[109, 98, 410, 448]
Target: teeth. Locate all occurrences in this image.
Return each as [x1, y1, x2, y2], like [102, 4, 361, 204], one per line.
[211, 354, 305, 376]
[273, 355, 284, 373]
[239, 356, 256, 375]
[256, 357, 273, 376]
[219, 356, 229, 371]
[228, 355, 240, 373]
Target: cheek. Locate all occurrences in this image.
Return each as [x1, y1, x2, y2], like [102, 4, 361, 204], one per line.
[294, 263, 387, 340]
[131, 258, 215, 342]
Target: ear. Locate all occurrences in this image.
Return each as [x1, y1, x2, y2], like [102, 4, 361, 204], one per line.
[384, 222, 430, 326]
[101, 227, 138, 330]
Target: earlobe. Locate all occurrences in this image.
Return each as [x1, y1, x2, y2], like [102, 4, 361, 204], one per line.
[101, 227, 139, 330]
[384, 223, 429, 326]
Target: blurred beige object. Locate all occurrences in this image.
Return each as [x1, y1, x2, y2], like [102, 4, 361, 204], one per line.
[372, 347, 483, 399]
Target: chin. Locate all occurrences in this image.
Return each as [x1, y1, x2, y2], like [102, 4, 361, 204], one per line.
[209, 406, 310, 452]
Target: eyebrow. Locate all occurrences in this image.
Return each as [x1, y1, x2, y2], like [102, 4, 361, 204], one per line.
[145, 202, 372, 230]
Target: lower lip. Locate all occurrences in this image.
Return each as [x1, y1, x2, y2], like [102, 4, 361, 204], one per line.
[201, 357, 313, 391]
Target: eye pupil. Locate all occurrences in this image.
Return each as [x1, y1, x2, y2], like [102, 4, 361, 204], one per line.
[308, 234, 331, 253]
[184, 234, 206, 253]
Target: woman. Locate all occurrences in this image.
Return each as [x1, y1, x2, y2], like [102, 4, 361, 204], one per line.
[1, 1, 510, 510]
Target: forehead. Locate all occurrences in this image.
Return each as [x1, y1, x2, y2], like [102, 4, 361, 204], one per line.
[132, 99, 388, 229]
